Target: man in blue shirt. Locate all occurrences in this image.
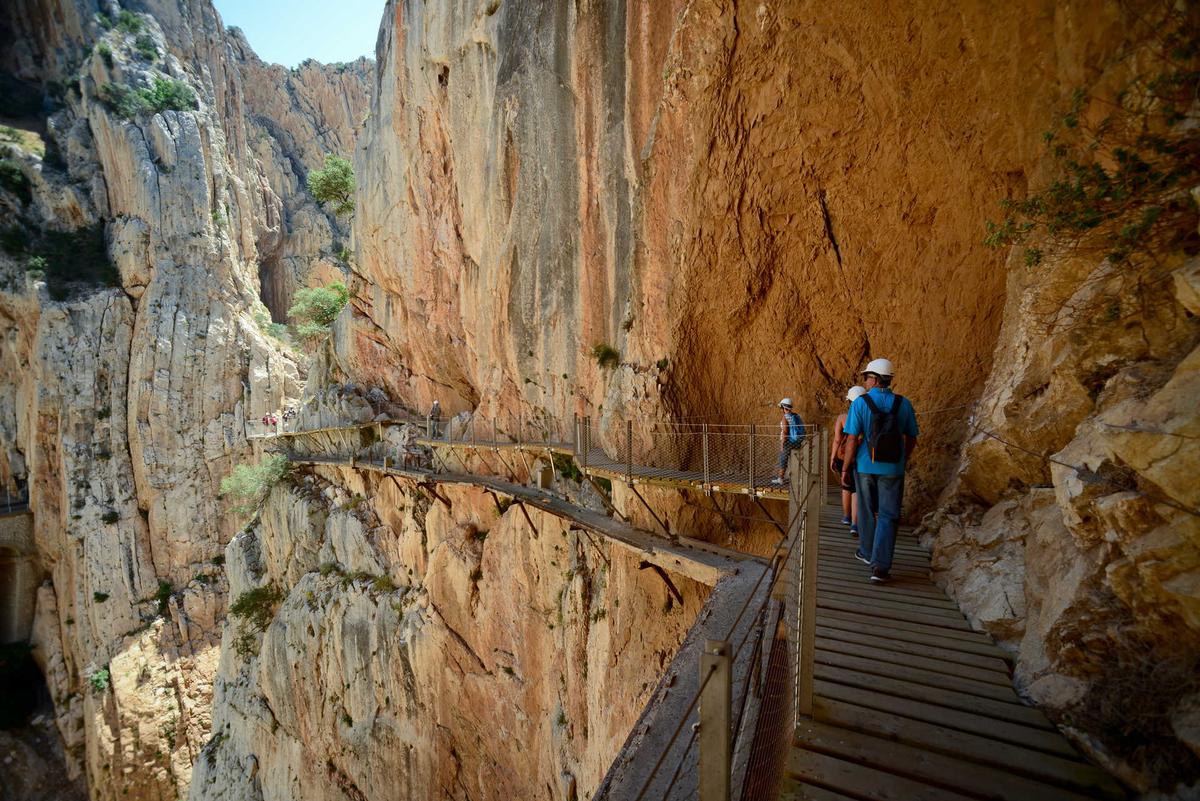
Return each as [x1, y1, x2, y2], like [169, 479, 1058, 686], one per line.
[840, 358, 918, 583]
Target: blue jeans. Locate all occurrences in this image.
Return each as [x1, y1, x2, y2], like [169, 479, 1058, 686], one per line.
[854, 472, 904, 571]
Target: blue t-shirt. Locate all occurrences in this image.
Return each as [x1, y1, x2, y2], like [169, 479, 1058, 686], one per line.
[842, 388, 919, 476]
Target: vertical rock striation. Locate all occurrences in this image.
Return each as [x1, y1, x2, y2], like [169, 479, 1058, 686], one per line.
[0, 1, 366, 797]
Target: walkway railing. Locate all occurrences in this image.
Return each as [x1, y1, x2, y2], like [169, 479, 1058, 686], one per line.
[0, 484, 29, 516]
[255, 411, 826, 800]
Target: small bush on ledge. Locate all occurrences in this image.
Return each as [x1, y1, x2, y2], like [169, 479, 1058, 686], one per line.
[306, 154, 355, 216]
[220, 454, 291, 515]
[288, 281, 349, 345]
[99, 76, 196, 119]
[591, 343, 619, 369]
[230, 584, 284, 632]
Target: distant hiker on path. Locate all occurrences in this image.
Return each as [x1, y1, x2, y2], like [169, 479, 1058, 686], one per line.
[831, 385, 867, 536]
[840, 359, 918, 583]
[772, 398, 806, 486]
[428, 400, 442, 437]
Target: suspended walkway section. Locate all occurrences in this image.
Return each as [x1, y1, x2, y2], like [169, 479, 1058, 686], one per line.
[250, 414, 1125, 801]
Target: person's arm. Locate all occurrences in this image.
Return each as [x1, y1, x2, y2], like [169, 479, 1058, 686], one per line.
[780, 418, 786, 445]
[840, 402, 863, 481]
[841, 435, 860, 481]
[903, 399, 919, 458]
[830, 416, 845, 470]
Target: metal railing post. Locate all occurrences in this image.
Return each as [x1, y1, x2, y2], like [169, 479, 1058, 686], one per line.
[702, 423, 710, 493]
[797, 437, 820, 720]
[748, 424, 756, 495]
[698, 639, 732, 801]
[582, 417, 590, 474]
[625, 420, 633, 482]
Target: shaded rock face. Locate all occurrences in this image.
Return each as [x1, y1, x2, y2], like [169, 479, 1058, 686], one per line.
[0, 1, 365, 798]
[191, 472, 705, 801]
[925, 246, 1200, 793]
[349, 0, 1131, 508]
[348, 0, 1198, 795]
[228, 33, 371, 318]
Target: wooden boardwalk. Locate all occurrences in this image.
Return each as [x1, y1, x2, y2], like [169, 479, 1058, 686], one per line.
[415, 436, 790, 500]
[779, 503, 1126, 801]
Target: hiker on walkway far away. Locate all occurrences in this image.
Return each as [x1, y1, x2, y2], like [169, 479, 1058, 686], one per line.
[840, 359, 918, 583]
[831, 385, 867, 536]
[428, 399, 442, 438]
[771, 398, 806, 486]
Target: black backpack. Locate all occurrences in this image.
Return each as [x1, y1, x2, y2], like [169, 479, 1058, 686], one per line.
[861, 394, 905, 463]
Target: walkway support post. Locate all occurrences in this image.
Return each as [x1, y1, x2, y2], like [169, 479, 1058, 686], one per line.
[698, 639, 732, 801]
[625, 420, 633, 483]
[748, 424, 756, 496]
[582, 417, 590, 474]
[702, 423, 710, 493]
[797, 435, 820, 720]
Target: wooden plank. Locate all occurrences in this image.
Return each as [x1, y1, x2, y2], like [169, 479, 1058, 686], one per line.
[815, 665, 1055, 728]
[776, 777, 860, 801]
[814, 649, 1022, 702]
[819, 608, 994, 647]
[787, 748, 978, 801]
[816, 565, 945, 592]
[795, 720, 1105, 801]
[817, 578, 959, 609]
[816, 623, 1012, 666]
[813, 698, 1126, 800]
[818, 588, 966, 618]
[819, 597, 978, 634]
[815, 635, 1012, 686]
[813, 681, 1078, 758]
[822, 547, 931, 565]
[819, 558, 930, 577]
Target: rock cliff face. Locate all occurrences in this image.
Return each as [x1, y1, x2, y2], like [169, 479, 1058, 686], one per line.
[344, 0, 1197, 794]
[2, 0, 1198, 799]
[348, 0, 1133, 507]
[190, 464, 705, 801]
[0, 1, 366, 798]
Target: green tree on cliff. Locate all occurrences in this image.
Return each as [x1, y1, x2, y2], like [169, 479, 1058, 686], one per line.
[307, 155, 355, 216]
[288, 281, 350, 344]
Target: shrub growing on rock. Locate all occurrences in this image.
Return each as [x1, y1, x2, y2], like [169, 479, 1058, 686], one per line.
[99, 76, 196, 119]
[219, 454, 291, 515]
[288, 281, 349, 344]
[591, 343, 619, 369]
[134, 34, 157, 61]
[306, 154, 355, 216]
[230, 585, 284, 632]
[0, 159, 31, 204]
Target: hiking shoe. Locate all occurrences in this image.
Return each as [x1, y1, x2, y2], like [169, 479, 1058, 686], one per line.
[870, 568, 890, 583]
[853, 550, 870, 565]
[840, 516, 851, 526]
[849, 524, 858, 537]
[769, 477, 786, 486]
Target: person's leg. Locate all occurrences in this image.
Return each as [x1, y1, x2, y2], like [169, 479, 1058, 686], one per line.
[841, 488, 852, 520]
[853, 471, 878, 561]
[869, 475, 904, 571]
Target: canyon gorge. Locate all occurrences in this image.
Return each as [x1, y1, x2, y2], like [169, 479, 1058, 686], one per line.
[0, 0, 1196, 800]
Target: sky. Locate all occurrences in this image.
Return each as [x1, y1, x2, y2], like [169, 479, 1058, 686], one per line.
[212, 0, 385, 67]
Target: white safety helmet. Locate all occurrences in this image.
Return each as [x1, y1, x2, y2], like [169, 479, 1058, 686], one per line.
[778, 397, 793, 409]
[846, 386, 867, 402]
[861, 358, 895, 378]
